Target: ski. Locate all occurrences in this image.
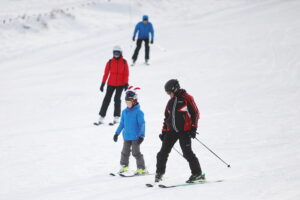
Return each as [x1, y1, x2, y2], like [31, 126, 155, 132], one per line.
[110, 172, 152, 178]
[109, 172, 119, 176]
[146, 183, 155, 187]
[145, 178, 165, 187]
[109, 122, 117, 126]
[119, 172, 153, 178]
[93, 122, 104, 126]
[158, 179, 224, 188]
[146, 182, 158, 187]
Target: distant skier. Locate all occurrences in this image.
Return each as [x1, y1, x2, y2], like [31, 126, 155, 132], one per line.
[131, 15, 154, 66]
[95, 45, 129, 125]
[113, 87, 147, 175]
[155, 79, 204, 183]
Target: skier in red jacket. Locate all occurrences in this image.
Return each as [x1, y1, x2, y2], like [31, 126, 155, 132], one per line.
[155, 79, 204, 183]
[95, 46, 129, 125]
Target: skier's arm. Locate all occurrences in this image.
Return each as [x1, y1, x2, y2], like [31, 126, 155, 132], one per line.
[101, 61, 110, 84]
[133, 23, 139, 39]
[123, 60, 129, 85]
[115, 113, 125, 135]
[162, 101, 170, 132]
[149, 23, 154, 41]
[186, 95, 200, 129]
[137, 110, 145, 137]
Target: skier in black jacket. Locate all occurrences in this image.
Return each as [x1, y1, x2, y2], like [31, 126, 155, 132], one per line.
[155, 79, 204, 183]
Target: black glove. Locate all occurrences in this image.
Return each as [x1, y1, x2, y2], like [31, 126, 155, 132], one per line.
[124, 83, 129, 91]
[159, 131, 167, 141]
[150, 39, 153, 44]
[113, 134, 119, 142]
[132, 37, 135, 41]
[189, 127, 197, 139]
[137, 136, 144, 144]
[100, 82, 105, 92]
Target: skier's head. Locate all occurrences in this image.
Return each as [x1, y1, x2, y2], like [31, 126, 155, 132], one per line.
[165, 79, 180, 96]
[125, 89, 138, 108]
[142, 15, 149, 23]
[113, 45, 122, 58]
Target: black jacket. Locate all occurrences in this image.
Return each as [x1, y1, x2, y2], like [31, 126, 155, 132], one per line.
[162, 89, 200, 133]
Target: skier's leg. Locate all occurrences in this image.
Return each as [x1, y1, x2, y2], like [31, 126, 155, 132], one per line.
[132, 39, 142, 62]
[120, 140, 132, 167]
[144, 39, 150, 61]
[156, 133, 178, 174]
[179, 133, 202, 175]
[132, 141, 145, 169]
[113, 86, 123, 117]
[99, 85, 115, 117]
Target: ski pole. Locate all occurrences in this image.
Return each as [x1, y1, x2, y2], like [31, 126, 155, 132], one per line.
[173, 147, 184, 157]
[195, 137, 231, 168]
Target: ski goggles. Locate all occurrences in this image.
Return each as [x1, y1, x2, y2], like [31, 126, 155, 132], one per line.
[113, 51, 121, 56]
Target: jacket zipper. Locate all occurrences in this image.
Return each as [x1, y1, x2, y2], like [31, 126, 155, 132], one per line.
[172, 97, 179, 133]
[116, 59, 119, 85]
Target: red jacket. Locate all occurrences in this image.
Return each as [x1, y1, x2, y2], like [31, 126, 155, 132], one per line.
[162, 89, 200, 133]
[101, 57, 129, 86]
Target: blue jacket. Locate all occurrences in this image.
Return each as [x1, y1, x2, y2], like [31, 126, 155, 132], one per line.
[115, 104, 145, 141]
[133, 22, 154, 40]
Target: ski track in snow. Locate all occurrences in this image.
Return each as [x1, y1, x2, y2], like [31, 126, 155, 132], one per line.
[0, 0, 300, 200]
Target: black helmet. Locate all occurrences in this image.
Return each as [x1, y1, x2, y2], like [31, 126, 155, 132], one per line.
[125, 90, 137, 100]
[125, 90, 138, 106]
[165, 79, 180, 93]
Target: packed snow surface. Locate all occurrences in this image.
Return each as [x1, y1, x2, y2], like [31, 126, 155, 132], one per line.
[0, 0, 299, 199]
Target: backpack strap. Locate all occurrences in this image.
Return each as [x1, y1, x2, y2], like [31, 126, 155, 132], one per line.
[109, 59, 112, 70]
[123, 59, 127, 65]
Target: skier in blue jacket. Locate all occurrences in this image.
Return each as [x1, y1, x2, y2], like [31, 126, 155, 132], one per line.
[113, 87, 147, 175]
[132, 15, 154, 65]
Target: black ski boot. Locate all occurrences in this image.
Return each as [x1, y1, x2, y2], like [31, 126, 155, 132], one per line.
[145, 59, 149, 65]
[155, 172, 164, 182]
[186, 173, 205, 183]
[131, 59, 136, 66]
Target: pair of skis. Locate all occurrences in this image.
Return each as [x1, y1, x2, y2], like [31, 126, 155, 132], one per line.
[110, 172, 224, 188]
[131, 62, 150, 67]
[93, 121, 117, 126]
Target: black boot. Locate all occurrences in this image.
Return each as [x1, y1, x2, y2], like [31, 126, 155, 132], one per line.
[186, 173, 205, 183]
[131, 59, 136, 66]
[155, 172, 164, 182]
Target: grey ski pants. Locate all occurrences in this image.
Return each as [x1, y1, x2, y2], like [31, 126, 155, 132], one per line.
[120, 140, 145, 169]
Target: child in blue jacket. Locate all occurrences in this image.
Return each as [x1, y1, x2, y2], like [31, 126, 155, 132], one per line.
[113, 88, 147, 175]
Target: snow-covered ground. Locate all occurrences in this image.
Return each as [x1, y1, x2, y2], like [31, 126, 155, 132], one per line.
[1, 0, 300, 199]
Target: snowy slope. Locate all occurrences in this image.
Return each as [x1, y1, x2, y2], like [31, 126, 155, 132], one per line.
[1, 0, 300, 200]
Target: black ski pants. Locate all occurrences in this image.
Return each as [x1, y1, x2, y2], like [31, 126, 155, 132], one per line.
[99, 85, 124, 117]
[132, 39, 150, 61]
[156, 132, 202, 175]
